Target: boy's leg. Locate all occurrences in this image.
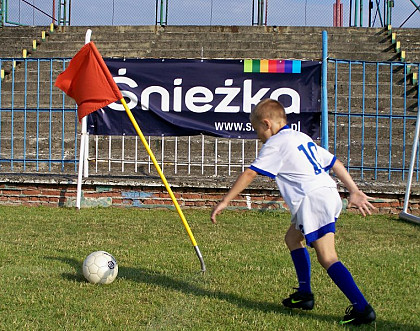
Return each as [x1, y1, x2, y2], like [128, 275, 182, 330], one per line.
[312, 233, 375, 324]
[285, 225, 311, 293]
[282, 225, 314, 310]
[310, 232, 338, 269]
[312, 233, 367, 308]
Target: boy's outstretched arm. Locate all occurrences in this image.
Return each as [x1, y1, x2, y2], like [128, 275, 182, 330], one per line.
[211, 168, 258, 223]
[332, 159, 375, 216]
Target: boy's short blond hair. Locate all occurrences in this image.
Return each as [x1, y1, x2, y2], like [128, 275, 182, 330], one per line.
[250, 99, 287, 123]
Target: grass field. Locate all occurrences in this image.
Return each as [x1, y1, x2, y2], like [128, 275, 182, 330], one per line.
[1, 206, 419, 330]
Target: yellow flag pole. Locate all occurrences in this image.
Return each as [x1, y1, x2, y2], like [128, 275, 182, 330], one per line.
[120, 98, 206, 272]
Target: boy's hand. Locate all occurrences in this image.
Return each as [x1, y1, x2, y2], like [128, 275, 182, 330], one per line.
[210, 201, 228, 224]
[348, 190, 376, 216]
[210, 168, 257, 224]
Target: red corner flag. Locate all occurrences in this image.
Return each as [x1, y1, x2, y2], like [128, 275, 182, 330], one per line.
[55, 41, 123, 121]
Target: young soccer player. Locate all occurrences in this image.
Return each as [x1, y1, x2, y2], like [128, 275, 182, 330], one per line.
[211, 99, 376, 325]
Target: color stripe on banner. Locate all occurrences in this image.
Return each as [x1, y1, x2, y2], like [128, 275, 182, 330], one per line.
[244, 59, 301, 73]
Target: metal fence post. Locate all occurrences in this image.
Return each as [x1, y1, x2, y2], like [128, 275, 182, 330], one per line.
[321, 30, 329, 150]
[155, 0, 168, 26]
[0, 0, 4, 27]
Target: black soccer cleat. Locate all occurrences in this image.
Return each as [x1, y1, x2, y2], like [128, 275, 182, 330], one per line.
[339, 304, 376, 326]
[282, 290, 315, 310]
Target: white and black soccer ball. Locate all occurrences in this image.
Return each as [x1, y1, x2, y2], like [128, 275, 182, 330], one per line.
[82, 251, 118, 284]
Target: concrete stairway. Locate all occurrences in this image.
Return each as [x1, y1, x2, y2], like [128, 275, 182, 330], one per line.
[26, 25, 416, 61]
[1, 25, 414, 60]
[0, 26, 47, 58]
[392, 28, 420, 63]
[0, 25, 419, 183]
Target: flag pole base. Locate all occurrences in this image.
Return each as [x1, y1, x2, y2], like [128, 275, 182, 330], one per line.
[194, 246, 206, 273]
[399, 211, 420, 225]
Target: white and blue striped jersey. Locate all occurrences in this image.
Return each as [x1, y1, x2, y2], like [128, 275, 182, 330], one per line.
[250, 125, 337, 216]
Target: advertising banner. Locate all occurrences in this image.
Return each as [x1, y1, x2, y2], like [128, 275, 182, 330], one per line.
[87, 59, 321, 139]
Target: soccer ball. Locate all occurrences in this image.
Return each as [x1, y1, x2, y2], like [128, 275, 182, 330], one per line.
[82, 251, 118, 284]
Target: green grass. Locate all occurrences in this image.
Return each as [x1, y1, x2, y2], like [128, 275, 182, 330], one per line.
[0, 206, 419, 330]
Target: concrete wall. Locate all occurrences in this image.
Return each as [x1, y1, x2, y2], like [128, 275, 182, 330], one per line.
[0, 174, 417, 215]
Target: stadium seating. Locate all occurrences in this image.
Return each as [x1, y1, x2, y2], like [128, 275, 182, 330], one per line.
[0, 25, 419, 183]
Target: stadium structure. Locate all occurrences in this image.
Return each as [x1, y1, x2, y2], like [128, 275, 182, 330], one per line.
[0, 0, 419, 220]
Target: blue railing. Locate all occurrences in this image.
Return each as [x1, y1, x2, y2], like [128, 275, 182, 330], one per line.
[328, 58, 420, 181]
[0, 57, 79, 173]
[0, 56, 419, 181]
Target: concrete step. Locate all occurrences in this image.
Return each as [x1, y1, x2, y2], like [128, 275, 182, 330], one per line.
[334, 144, 414, 165]
[0, 27, 49, 57]
[0, 112, 76, 129]
[329, 96, 418, 112]
[2, 77, 416, 103]
[2, 26, 398, 62]
[0, 113, 416, 138]
[42, 32, 393, 51]
[0, 35, 47, 43]
[2, 59, 413, 77]
[56, 25, 159, 34]
[0, 26, 48, 37]
[27, 48, 322, 59]
[51, 25, 386, 36]
[0, 89, 416, 112]
[327, 70, 416, 82]
[332, 122, 415, 136]
[28, 47, 400, 62]
[1, 41, 402, 63]
[0, 82, 416, 111]
[0, 94, 75, 108]
[36, 39, 391, 51]
[52, 25, 384, 35]
[3, 64, 415, 91]
[392, 29, 420, 41]
[86, 133, 410, 153]
[2, 113, 415, 140]
[330, 83, 418, 96]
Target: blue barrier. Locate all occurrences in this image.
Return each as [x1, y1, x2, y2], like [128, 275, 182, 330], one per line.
[328, 58, 420, 181]
[0, 57, 78, 173]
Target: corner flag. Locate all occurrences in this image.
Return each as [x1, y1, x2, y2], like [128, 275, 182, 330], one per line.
[54, 41, 122, 121]
[55, 38, 206, 272]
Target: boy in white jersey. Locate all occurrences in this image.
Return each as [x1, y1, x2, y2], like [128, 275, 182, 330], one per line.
[211, 99, 376, 326]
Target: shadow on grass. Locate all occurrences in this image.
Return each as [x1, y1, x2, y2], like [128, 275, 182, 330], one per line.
[49, 256, 418, 330]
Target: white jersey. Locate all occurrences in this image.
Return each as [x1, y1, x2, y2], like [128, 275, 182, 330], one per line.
[250, 126, 337, 216]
